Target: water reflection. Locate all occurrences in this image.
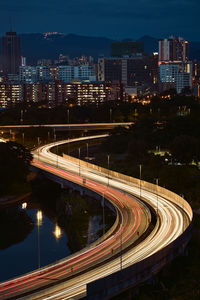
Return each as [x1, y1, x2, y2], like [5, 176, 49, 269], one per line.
[53, 224, 62, 240]
[22, 202, 27, 210]
[0, 206, 34, 251]
[36, 210, 42, 226]
[0, 202, 70, 282]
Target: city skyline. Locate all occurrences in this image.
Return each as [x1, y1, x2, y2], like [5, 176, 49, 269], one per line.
[0, 0, 199, 41]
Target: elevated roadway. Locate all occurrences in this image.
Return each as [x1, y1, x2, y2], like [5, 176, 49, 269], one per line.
[0, 135, 193, 299]
[0, 122, 133, 132]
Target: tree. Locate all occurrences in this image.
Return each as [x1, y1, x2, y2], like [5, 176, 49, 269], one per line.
[127, 139, 149, 164]
[170, 135, 200, 164]
[0, 142, 33, 194]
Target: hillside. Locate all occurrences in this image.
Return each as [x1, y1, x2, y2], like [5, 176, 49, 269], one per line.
[0, 33, 200, 64]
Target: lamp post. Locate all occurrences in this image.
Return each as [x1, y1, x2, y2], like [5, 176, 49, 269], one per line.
[155, 178, 159, 215]
[86, 142, 89, 168]
[56, 146, 59, 168]
[120, 225, 123, 271]
[139, 164, 142, 199]
[102, 193, 105, 236]
[55, 134, 59, 168]
[107, 154, 110, 186]
[22, 132, 24, 145]
[36, 210, 42, 269]
[181, 194, 185, 233]
[78, 147, 81, 176]
[54, 133, 58, 168]
[67, 108, 70, 155]
[110, 108, 112, 123]
[20, 109, 23, 125]
[67, 108, 70, 124]
[37, 137, 40, 161]
[86, 143, 89, 159]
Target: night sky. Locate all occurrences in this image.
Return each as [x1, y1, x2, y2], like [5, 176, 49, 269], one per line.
[0, 0, 199, 40]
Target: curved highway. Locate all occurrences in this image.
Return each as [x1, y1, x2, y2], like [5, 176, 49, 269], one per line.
[0, 135, 193, 299]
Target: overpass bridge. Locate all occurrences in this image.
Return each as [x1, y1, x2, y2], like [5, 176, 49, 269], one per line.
[0, 122, 133, 132]
[0, 135, 193, 299]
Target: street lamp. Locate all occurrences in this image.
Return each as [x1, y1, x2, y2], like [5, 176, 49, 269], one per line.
[139, 164, 142, 199]
[56, 148, 59, 168]
[155, 178, 159, 215]
[110, 108, 112, 123]
[180, 194, 185, 233]
[36, 210, 43, 269]
[67, 109, 70, 155]
[102, 193, 105, 236]
[53, 133, 59, 168]
[55, 135, 59, 168]
[107, 154, 110, 186]
[86, 143, 89, 160]
[20, 109, 23, 124]
[67, 108, 70, 124]
[78, 147, 81, 176]
[37, 137, 40, 161]
[22, 132, 24, 145]
[120, 225, 123, 271]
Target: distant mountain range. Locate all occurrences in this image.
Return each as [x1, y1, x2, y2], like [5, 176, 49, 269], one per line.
[0, 33, 200, 64]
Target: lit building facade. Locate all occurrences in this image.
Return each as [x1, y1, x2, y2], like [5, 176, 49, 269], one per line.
[0, 83, 22, 107]
[159, 36, 189, 63]
[98, 55, 158, 91]
[159, 61, 193, 93]
[54, 81, 125, 106]
[58, 66, 96, 83]
[0, 80, 126, 108]
[19, 66, 37, 83]
[19, 66, 51, 83]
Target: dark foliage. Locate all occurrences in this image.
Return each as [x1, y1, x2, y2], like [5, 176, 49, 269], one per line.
[0, 142, 32, 194]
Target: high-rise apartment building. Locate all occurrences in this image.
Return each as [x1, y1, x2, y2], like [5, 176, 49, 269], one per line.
[19, 66, 37, 83]
[158, 36, 192, 93]
[0, 82, 22, 107]
[58, 65, 96, 83]
[0, 81, 126, 108]
[159, 61, 192, 93]
[159, 36, 189, 63]
[1, 31, 21, 75]
[98, 55, 158, 91]
[19, 66, 51, 83]
[54, 81, 125, 106]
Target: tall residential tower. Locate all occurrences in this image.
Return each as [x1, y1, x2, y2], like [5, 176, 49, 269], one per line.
[1, 31, 21, 75]
[159, 36, 189, 63]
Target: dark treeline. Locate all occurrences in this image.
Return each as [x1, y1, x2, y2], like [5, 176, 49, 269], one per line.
[0, 142, 33, 196]
[0, 94, 199, 125]
[90, 97, 200, 209]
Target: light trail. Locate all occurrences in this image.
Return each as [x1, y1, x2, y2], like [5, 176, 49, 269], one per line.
[0, 122, 133, 130]
[0, 135, 192, 300]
